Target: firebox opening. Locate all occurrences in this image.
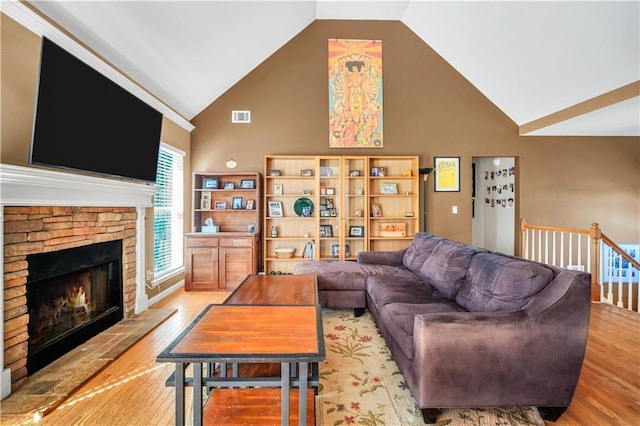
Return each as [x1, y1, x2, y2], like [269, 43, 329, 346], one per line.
[26, 240, 123, 374]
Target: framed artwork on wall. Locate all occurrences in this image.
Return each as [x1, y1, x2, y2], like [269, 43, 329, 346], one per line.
[434, 157, 461, 192]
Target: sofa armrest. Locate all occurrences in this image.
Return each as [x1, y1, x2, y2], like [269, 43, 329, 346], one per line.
[357, 248, 407, 266]
[411, 277, 590, 408]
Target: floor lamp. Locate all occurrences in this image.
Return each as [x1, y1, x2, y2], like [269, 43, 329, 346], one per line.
[419, 167, 435, 232]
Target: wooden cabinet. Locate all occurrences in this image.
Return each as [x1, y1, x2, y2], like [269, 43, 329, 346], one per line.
[185, 233, 259, 291]
[186, 172, 262, 291]
[263, 155, 418, 274]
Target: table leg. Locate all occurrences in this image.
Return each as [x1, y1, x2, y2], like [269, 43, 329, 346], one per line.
[299, 362, 308, 426]
[193, 363, 203, 426]
[175, 364, 185, 426]
[281, 362, 290, 426]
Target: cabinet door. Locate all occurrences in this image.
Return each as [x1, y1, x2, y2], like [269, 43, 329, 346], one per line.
[186, 247, 219, 291]
[219, 247, 253, 290]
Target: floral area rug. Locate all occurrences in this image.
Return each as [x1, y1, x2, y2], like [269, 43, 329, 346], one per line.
[317, 309, 544, 426]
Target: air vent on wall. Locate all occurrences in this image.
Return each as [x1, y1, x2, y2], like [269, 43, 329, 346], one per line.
[232, 110, 251, 123]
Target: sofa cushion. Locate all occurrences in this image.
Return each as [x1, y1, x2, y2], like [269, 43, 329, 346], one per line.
[366, 275, 447, 308]
[380, 302, 466, 360]
[455, 252, 554, 312]
[418, 240, 478, 299]
[293, 261, 415, 291]
[402, 233, 443, 276]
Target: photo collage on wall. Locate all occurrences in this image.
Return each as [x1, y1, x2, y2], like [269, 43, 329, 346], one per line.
[484, 166, 515, 209]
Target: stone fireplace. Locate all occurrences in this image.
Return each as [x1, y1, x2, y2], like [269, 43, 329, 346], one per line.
[1, 164, 156, 396]
[26, 236, 125, 374]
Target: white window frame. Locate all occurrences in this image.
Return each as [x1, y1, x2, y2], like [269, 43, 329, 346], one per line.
[152, 142, 185, 284]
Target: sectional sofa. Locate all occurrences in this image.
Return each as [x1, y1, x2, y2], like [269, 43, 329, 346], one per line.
[293, 233, 591, 422]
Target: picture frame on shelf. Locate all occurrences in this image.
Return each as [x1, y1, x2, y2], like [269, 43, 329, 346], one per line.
[301, 169, 313, 177]
[380, 182, 398, 194]
[224, 182, 235, 190]
[319, 225, 333, 238]
[202, 177, 219, 189]
[320, 210, 331, 217]
[349, 226, 365, 237]
[326, 188, 335, 195]
[273, 184, 283, 195]
[371, 203, 382, 217]
[434, 157, 461, 192]
[232, 197, 243, 210]
[214, 201, 227, 210]
[240, 179, 256, 189]
[349, 170, 361, 177]
[370, 167, 379, 176]
[200, 199, 210, 210]
[269, 169, 281, 176]
[201, 191, 211, 200]
[354, 188, 364, 195]
[245, 199, 255, 210]
[325, 198, 335, 209]
[302, 189, 312, 195]
[268, 201, 283, 217]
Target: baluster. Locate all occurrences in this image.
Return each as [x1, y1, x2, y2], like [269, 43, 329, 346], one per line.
[626, 263, 633, 311]
[577, 234, 582, 269]
[568, 233, 573, 269]
[560, 232, 565, 268]
[537, 229, 542, 262]
[617, 252, 624, 308]
[544, 230, 549, 264]
[552, 231, 557, 266]
[607, 248, 614, 304]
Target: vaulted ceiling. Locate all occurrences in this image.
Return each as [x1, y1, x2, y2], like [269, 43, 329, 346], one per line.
[15, 1, 640, 136]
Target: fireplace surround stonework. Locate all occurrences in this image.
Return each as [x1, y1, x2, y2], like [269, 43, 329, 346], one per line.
[1, 163, 156, 397]
[4, 206, 138, 387]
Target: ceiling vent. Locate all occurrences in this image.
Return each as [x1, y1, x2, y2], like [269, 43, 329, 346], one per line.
[232, 110, 251, 123]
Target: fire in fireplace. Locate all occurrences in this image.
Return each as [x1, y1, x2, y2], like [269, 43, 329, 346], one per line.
[26, 240, 124, 374]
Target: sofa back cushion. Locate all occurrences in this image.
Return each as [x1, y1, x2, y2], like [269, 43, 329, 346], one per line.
[418, 240, 478, 299]
[455, 253, 554, 312]
[402, 233, 443, 275]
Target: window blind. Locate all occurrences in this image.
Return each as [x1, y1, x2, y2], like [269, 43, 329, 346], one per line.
[153, 144, 184, 277]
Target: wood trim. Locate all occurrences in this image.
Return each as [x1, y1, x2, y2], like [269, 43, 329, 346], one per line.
[519, 81, 640, 135]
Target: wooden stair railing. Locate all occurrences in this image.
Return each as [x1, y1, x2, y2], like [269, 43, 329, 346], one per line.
[520, 219, 640, 312]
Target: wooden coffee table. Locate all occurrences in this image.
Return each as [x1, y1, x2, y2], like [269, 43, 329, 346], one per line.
[225, 274, 318, 305]
[157, 274, 323, 426]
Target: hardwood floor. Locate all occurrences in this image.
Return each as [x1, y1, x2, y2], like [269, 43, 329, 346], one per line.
[27, 289, 640, 425]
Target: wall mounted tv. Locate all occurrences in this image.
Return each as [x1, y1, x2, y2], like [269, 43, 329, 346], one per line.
[30, 37, 163, 184]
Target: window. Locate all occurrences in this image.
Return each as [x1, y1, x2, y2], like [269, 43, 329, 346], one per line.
[153, 143, 184, 281]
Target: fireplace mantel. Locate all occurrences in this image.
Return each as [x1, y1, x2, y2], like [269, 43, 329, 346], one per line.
[0, 163, 157, 207]
[1, 163, 156, 399]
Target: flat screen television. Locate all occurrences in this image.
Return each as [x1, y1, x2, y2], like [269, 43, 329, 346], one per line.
[30, 37, 163, 184]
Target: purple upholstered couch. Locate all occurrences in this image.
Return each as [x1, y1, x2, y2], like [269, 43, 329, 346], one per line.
[293, 233, 591, 422]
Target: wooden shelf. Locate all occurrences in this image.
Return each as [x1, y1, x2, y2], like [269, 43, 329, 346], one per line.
[186, 171, 262, 290]
[263, 155, 418, 274]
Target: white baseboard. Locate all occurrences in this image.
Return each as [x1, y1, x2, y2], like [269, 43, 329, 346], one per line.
[147, 280, 185, 307]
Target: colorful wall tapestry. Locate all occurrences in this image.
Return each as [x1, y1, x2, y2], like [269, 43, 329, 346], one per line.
[328, 39, 383, 148]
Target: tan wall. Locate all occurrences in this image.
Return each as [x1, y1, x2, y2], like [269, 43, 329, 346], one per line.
[1, 14, 191, 295]
[191, 20, 640, 246]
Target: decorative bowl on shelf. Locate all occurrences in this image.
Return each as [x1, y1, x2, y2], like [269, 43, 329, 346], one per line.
[294, 197, 314, 217]
[275, 247, 295, 259]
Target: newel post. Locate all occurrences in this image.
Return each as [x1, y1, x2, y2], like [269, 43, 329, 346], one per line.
[589, 223, 602, 301]
[520, 218, 528, 259]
